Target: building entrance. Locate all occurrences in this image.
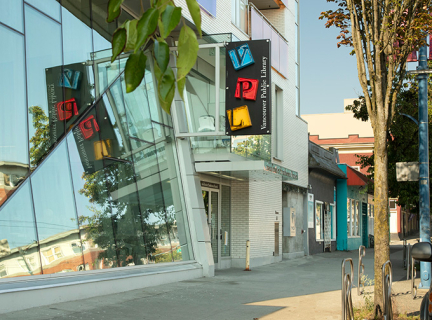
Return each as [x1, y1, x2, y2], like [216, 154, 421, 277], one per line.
[202, 188, 220, 268]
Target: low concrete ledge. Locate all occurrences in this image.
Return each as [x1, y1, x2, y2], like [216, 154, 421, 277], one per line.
[282, 251, 304, 260]
[0, 261, 203, 314]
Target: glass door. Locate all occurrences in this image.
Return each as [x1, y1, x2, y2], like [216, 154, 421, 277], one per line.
[202, 189, 221, 267]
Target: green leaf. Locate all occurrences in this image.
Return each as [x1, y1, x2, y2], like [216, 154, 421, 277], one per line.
[135, 8, 159, 53]
[158, 67, 175, 100]
[154, 39, 170, 73]
[177, 25, 199, 81]
[111, 28, 126, 63]
[157, 67, 175, 114]
[153, 60, 163, 82]
[185, 0, 202, 37]
[124, 20, 138, 52]
[124, 51, 147, 93]
[160, 5, 182, 38]
[177, 77, 186, 101]
[107, 0, 124, 23]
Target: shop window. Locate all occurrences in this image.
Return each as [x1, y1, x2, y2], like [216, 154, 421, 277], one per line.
[389, 199, 397, 209]
[331, 204, 336, 240]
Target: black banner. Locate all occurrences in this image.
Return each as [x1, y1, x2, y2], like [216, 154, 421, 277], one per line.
[225, 40, 271, 136]
[46, 63, 93, 145]
[72, 102, 121, 174]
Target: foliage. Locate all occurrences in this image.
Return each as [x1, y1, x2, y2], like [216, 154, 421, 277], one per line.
[107, 0, 202, 114]
[320, 0, 432, 314]
[28, 106, 50, 168]
[347, 70, 432, 214]
[233, 135, 271, 161]
[78, 162, 177, 267]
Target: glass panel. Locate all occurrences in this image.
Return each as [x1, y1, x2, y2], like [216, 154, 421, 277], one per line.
[25, 0, 61, 22]
[351, 199, 356, 236]
[219, 47, 226, 132]
[315, 202, 322, 240]
[154, 130, 193, 261]
[347, 199, 350, 236]
[25, 4, 63, 168]
[279, 40, 288, 78]
[0, 181, 41, 278]
[67, 131, 117, 271]
[183, 48, 217, 134]
[271, 30, 280, 71]
[356, 201, 360, 236]
[31, 141, 84, 274]
[232, 135, 271, 161]
[221, 185, 230, 257]
[0, 25, 28, 206]
[251, 9, 263, 40]
[0, 0, 23, 33]
[211, 191, 218, 263]
[62, 6, 92, 66]
[134, 144, 173, 264]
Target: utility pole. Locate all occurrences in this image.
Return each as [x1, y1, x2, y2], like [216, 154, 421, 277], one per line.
[417, 42, 430, 288]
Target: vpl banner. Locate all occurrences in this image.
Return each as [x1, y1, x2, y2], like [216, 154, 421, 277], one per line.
[46, 63, 93, 145]
[225, 40, 271, 136]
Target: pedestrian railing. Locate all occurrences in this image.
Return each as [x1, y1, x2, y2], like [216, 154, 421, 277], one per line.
[342, 258, 354, 320]
[382, 260, 393, 320]
[358, 245, 366, 295]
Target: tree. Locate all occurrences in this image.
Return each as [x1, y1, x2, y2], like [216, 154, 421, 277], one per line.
[107, 0, 202, 114]
[348, 73, 432, 216]
[28, 106, 50, 168]
[320, 0, 432, 315]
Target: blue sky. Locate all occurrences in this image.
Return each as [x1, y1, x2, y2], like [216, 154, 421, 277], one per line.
[300, 0, 362, 115]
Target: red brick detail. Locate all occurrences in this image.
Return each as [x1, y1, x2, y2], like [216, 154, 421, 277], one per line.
[309, 134, 374, 144]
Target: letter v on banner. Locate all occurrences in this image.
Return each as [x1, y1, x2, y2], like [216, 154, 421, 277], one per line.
[228, 44, 255, 70]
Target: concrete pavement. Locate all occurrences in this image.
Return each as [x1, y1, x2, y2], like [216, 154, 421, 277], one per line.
[1, 243, 425, 320]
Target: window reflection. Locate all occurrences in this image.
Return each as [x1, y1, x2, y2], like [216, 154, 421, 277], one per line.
[26, 0, 61, 22]
[31, 141, 83, 274]
[0, 0, 23, 33]
[0, 181, 41, 278]
[25, 4, 62, 167]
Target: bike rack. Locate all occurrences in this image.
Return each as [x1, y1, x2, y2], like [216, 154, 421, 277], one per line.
[358, 245, 366, 295]
[382, 260, 393, 320]
[342, 258, 354, 320]
[411, 254, 417, 299]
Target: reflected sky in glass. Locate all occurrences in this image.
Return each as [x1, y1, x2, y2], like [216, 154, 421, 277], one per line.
[0, 25, 27, 164]
[0, 0, 24, 33]
[25, 0, 61, 22]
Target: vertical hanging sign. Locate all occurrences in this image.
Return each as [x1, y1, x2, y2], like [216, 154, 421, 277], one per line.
[225, 40, 271, 136]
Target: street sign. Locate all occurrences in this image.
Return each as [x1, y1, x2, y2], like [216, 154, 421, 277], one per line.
[396, 162, 419, 181]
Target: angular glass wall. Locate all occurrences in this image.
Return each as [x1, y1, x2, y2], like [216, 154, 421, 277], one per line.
[0, 181, 41, 278]
[0, 23, 28, 206]
[0, 0, 193, 279]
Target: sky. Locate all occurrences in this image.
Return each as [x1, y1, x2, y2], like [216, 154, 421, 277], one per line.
[300, 0, 362, 115]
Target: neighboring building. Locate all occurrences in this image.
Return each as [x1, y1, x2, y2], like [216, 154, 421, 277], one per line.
[0, 0, 306, 313]
[303, 99, 416, 242]
[307, 141, 346, 254]
[336, 164, 373, 250]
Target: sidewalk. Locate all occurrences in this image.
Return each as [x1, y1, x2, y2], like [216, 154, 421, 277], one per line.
[1, 245, 425, 320]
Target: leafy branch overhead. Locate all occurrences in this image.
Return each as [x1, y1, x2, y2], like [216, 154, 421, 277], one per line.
[107, 0, 202, 114]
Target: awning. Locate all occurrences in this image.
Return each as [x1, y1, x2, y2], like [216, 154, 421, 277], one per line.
[346, 165, 370, 186]
[195, 160, 298, 182]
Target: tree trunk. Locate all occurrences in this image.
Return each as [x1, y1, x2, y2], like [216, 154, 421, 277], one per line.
[373, 123, 390, 316]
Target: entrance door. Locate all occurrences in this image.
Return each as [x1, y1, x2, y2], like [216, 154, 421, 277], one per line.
[202, 189, 221, 267]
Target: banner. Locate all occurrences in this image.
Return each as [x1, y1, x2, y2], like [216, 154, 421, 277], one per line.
[225, 40, 271, 136]
[46, 63, 93, 145]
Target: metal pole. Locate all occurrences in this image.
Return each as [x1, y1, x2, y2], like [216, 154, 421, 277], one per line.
[245, 240, 251, 271]
[418, 41, 431, 288]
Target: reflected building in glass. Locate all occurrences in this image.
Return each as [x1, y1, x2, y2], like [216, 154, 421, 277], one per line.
[0, 0, 308, 314]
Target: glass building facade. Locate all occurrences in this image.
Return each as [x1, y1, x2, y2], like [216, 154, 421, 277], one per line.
[0, 0, 193, 279]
